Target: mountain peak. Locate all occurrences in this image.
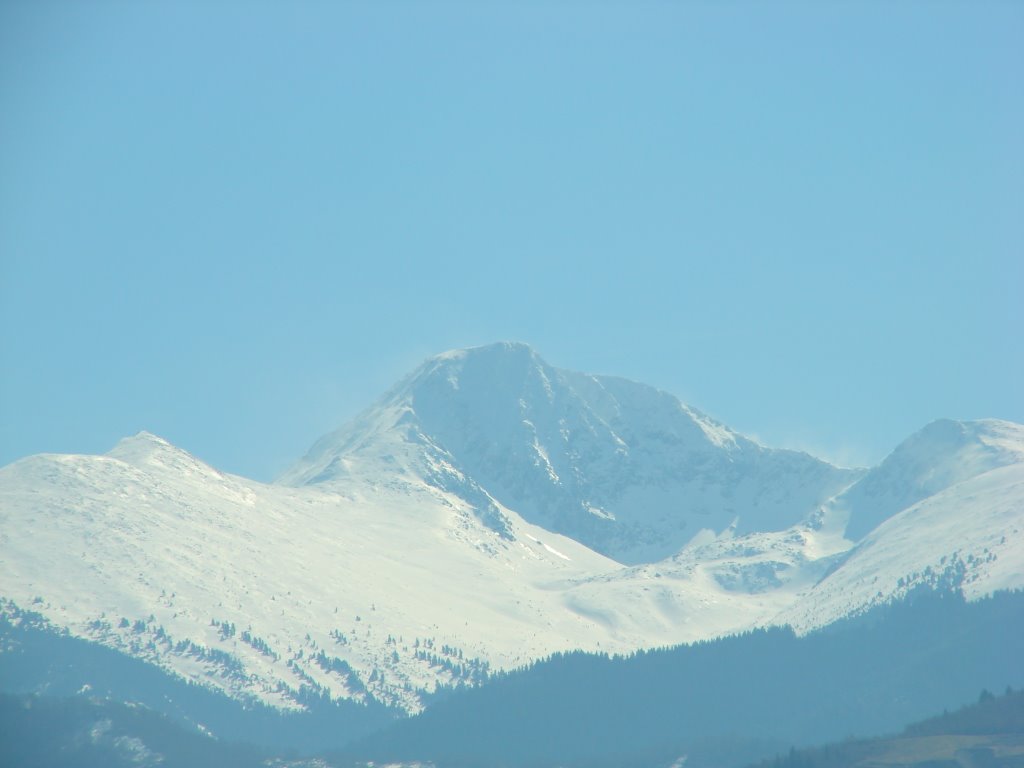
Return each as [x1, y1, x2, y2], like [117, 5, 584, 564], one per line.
[282, 343, 856, 563]
[410, 341, 548, 397]
[107, 431, 175, 458]
[839, 417, 1024, 540]
[878, 417, 1024, 481]
[105, 431, 223, 480]
[902, 417, 1020, 453]
[433, 340, 539, 362]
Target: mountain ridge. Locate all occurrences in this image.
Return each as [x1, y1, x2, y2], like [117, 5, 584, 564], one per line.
[281, 342, 860, 563]
[1, 342, 1021, 718]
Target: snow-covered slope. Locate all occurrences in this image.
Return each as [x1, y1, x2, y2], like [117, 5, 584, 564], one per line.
[0, 433, 636, 712]
[281, 342, 858, 564]
[1, 343, 1021, 717]
[778, 460, 1024, 631]
[0, 430, 834, 713]
[823, 419, 1024, 540]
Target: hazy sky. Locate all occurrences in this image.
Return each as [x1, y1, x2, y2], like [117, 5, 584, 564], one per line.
[2, 1, 1021, 479]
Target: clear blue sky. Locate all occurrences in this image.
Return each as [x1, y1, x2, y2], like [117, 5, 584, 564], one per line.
[2, 1, 1021, 479]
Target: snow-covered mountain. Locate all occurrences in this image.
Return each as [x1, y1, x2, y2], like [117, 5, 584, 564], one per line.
[778, 460, 1024, 631]
[821, 418, 1024, 540]
[1, 342, 1021, 717]
[0, 431, 626, 713]
[281, 342, 859, 564]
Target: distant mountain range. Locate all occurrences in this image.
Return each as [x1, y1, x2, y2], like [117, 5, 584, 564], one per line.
[1, 342, 1022, 722]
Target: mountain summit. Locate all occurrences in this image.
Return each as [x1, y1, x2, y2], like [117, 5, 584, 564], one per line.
[2, 342, 1021, 717]
[281, 342, 858, 563]
[833, 418, 1024, 540]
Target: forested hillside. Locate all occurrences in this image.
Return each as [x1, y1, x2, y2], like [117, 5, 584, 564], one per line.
[757, 688, 1024, 768]
[348, 590, 1024, 767]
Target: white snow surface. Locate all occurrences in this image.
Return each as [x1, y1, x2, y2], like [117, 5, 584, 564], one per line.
[826, 418, 1024, 540]
[280, 342, 859, 564]
[1, 343, 1022, 714]
[778, 461, 1024, 632]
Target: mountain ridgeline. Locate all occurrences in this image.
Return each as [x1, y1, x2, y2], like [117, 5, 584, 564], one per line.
[281, 342, 859, 563]
[1, 341, 1023, 763]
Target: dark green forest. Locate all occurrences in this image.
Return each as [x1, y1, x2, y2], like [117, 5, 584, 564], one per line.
[0, 693, 270, 768]
[346, 590, 1024, 767]
[2, 589, 1021, 767]
[3, 673, 1021, 768]
[757, 688, 1024, 768]
[0, 604, 400, 752]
